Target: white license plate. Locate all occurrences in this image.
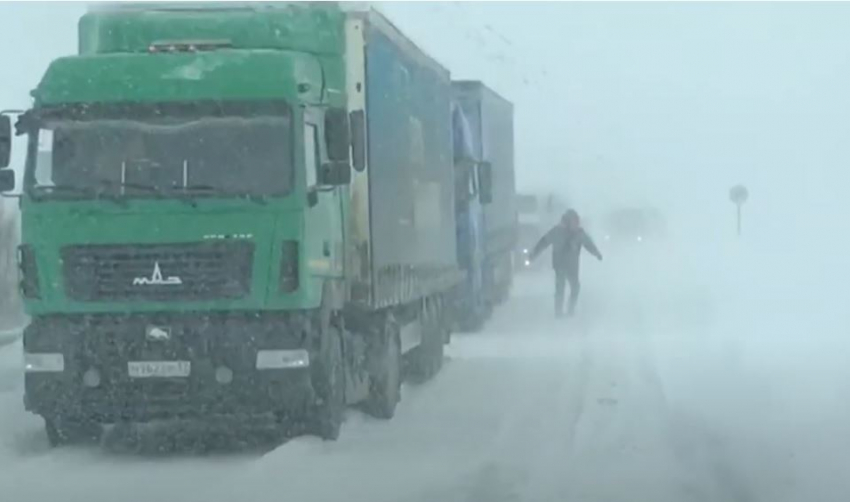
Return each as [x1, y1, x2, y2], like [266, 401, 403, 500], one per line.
[128, 361, 191, 378]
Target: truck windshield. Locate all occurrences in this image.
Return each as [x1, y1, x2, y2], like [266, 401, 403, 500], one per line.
[26, 104, 292, 200]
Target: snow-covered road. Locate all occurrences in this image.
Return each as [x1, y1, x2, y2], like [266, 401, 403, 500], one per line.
[1, 239, 849, 502]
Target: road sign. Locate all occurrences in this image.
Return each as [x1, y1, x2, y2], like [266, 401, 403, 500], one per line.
[729, 185, 749, 205]
[729, 184, 749, 236]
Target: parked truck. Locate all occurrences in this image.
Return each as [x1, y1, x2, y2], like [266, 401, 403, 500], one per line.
[515, 191, 568, 272]
[451, 82, 516, 312]
[0, 2, 462, 445]
[516, 192, 543, 271]
[451, 100, 490, 331]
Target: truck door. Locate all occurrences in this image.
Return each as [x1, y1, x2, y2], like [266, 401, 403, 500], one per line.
[304, 109, 345, 279]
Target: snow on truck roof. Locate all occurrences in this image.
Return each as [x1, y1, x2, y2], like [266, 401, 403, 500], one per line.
[319, 3, 450, 79]
[87, 2, 323, 13]
[452, 80, 513, 109]
[84, 2, 449, 78]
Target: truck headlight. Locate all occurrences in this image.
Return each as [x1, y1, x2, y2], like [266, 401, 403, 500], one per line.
[256, 349, 310, 370]
[24, 353, 65, 373]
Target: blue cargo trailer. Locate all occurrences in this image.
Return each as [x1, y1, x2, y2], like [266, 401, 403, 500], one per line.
[451, 100, 490, 330]
[344, 8, 460, 312]
[341, 8, 461, 409]
[452, 81, 516, 308]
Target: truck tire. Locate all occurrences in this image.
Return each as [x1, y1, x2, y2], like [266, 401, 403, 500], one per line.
[44, 415, 101, 447]
[458, 306, 486, 333]
[366, 317, 401, 419]
[409, 310, 445, 381]
[310, 327, 345, 441]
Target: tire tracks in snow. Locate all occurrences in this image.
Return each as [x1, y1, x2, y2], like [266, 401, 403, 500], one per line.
[630, 289, 768, 502]
[405, 330, 593, 502]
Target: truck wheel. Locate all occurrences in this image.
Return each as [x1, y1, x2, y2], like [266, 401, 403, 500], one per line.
[409, 315, 445, 381]
[44, 415, 101, 447]
[366, 318, 401, 419]
[458, 307, 486, 332]
[310, 327, 345, 441]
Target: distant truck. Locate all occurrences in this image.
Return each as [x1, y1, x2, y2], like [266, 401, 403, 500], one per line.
[516, 193, 542, 269]
[452, 82, 516, 312]
[515, 192, 567, 271]
[0, 3, 466, 445]
[601, 206, 668, 246]
[451, 101, 489, 330]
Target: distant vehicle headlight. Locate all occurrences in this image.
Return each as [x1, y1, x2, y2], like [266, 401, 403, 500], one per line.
[524, 260, 531, 267]
[522, 248, 529, 255]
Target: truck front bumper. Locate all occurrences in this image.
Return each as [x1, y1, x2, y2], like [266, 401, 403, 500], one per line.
[23, 312, 316, 423]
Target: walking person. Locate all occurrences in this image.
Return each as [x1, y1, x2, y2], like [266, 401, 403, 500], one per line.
[530, 209, 603, 317]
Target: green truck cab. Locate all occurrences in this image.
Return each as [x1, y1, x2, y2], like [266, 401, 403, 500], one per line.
[0, 3, 458, 445]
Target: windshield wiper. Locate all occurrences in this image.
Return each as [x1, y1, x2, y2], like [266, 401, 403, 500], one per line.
[182, 184, 267, 205]
[94, 180, 198, 208]
[31, 184, 128, 207]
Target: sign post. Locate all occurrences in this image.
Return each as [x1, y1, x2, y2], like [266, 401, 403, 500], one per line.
[729, 184, 749, 237]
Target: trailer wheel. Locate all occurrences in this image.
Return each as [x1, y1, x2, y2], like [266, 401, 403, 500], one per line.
[310, 326, 345, 440]
[366, 317, 401, 419]
[457, 305, 486, 333]
[44, 415, 101, 447]
[409, 307, 445, 381]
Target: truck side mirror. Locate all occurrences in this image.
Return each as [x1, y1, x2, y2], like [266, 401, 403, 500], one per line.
[455, 167, 473, 204]
[325, 108, 350, 162]
[319, 161, 351, 186]
[478, 161, 493, 204]
[0, 169, 15, 192]
[0, 115, 11, 169]
[349, 110, 366, 172]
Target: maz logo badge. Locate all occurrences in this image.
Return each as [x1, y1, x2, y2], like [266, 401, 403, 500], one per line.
[132, 262, 182, 286]
[145, 325, 171, 342]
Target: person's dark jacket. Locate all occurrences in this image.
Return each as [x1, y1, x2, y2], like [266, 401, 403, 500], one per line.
[531, 224, 602, 274]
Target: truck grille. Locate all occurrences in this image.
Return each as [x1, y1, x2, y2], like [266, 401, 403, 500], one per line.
[62, 242, 254, 302]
